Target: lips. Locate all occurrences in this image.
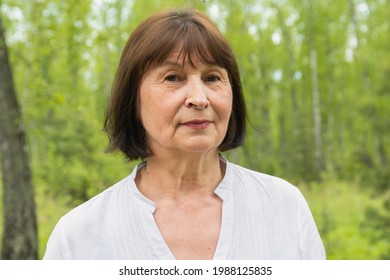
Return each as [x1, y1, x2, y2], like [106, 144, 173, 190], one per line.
[181, 119, 212, 130]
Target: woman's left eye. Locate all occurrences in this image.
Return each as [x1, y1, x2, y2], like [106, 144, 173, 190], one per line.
[205, 74, 221, 82]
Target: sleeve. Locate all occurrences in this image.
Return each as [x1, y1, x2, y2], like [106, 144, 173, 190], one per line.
[295, 190, 326, 260]
[43, 218, 72, 260]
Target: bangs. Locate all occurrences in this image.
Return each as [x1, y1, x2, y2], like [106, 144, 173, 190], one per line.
[140, 11, 232, 72]
[177, 27, 226, 68]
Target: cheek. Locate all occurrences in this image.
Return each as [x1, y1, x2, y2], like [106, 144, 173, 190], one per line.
[139, 84, 161, 123]
[140, 107, 161, 134]
[139, 95, 178, 132]
[139, 94, 158, 132]
[215, 94, 233, 121]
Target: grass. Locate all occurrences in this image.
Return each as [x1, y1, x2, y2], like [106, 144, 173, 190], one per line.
[300, 180, 390, 259]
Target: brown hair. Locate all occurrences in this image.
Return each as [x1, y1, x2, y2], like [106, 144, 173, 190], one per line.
[104, 9, 246, 160]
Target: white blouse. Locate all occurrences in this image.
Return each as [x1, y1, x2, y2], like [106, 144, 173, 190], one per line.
[43, 159, 326, 260]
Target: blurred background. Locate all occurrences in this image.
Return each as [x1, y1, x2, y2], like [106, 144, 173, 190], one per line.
[0, 0, 389, 259]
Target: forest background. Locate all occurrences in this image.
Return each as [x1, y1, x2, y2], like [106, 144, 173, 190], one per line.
[0, 0, 389, 259]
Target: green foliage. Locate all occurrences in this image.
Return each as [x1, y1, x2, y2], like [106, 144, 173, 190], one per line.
[301, 180, 390, 259]
[1, 0, 389, 259]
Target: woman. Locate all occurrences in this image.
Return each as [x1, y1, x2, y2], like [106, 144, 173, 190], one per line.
[44, 9, 326, 260]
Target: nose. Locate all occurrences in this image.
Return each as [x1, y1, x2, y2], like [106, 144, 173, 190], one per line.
[184, 78, 210, 110]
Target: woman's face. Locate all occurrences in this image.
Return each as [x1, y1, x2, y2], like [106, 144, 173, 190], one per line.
[139, 52, 232, 157]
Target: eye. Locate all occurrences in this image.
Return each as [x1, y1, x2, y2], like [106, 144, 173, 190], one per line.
[205, 74, 221, 83]
[164, 74, 178, 82]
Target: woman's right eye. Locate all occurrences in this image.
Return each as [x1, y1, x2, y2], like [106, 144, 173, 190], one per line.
[164, 74, 178, 82]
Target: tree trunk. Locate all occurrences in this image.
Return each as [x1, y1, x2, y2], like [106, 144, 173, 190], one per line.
[307, 0, 325, 174]
[310, 47, 325, 173]
[0, 8, 38, 259]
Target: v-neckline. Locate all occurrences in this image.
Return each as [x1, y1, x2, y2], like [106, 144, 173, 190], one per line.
[125, 159, 234, 260]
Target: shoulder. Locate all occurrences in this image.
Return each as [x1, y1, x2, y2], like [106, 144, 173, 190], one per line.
[44, 175, 132, 259]
[226, 161, 311, 218]
[60, 175, 130, 227]
[227, 162, 326, 259]
[228, 162, 302, 199]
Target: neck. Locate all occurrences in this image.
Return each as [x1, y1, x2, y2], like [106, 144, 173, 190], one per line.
[136, 152, 225, 200]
